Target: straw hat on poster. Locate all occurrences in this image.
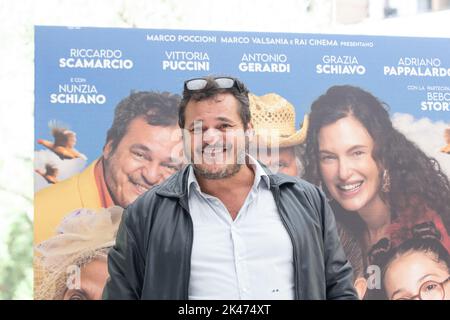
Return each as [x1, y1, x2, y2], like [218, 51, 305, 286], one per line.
[249, 92, 309, 148]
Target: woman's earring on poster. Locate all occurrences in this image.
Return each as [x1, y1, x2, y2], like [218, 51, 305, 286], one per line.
[381, 169, 391, 193]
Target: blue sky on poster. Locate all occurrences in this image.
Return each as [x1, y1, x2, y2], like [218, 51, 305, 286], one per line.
[33, 26, 450, 179]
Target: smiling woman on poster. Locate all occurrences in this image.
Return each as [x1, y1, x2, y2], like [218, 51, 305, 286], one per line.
[302, 85, 450, 263]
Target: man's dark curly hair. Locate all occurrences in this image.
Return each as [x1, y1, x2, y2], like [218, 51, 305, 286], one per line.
[105, 91, 181, 153]
[302, 85, 450, 235]
[178, 76, 251, 130]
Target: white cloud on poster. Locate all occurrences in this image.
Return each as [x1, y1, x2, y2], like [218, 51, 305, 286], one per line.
[391, 113, 450, 176]
[34, 149, 87, 192]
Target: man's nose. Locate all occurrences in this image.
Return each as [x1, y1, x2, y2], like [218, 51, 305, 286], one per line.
[203, 128, 222, 146]
[141, 162, 163, 186]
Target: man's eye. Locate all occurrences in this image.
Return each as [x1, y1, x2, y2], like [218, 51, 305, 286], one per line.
[218, 124, 231, 130]
[132, 151, 145, 158]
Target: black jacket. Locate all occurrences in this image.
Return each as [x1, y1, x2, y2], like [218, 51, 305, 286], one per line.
[103, 165, 357, 300]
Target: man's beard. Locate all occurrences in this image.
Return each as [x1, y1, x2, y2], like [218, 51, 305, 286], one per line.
[193, 163, 242, 180]
[192, 147, 246, 180]
[184, 129, 250, 180]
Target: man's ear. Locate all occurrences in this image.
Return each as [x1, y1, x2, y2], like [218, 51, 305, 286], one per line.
[103, 140, 113, 159]
[354, 277, 368, 300]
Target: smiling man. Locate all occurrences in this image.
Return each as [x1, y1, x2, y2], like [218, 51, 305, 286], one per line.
[103, 76, 357, 300]
[34, 91, 184, 244]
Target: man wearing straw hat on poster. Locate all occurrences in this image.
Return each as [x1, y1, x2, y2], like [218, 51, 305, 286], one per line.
[248, 92, 308, 177]
[104, 75, 357, 300]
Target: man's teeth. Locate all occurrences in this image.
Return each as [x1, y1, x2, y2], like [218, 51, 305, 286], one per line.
[338, 182, 362, 191]
[203, 148, 226, 155]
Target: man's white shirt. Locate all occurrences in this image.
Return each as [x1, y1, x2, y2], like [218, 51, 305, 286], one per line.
[187, 156, 295, 300]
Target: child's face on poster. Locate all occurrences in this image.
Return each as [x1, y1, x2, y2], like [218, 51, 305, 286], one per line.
[384, 251, 450, 300]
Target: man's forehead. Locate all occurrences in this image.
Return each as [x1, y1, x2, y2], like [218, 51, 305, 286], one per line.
[191, 116, 234, 124]
[186, 96, 240, 122]
[190, 92, 238, 107]
[121, 120, 181, 147]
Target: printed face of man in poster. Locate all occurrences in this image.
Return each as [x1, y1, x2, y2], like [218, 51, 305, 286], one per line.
[103, 116, 183, 207]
